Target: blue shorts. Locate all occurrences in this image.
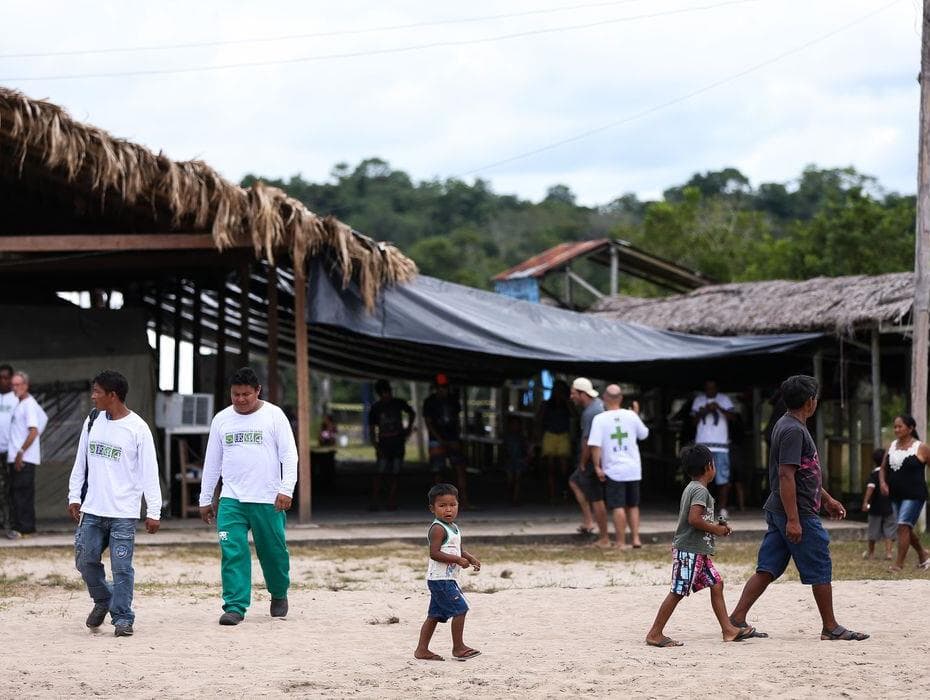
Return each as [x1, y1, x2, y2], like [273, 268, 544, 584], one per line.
[756, 510, 832, 585]
[893, 499, 927, 528]
[710, 450, 730, 485]
[427, 580, 469, 622]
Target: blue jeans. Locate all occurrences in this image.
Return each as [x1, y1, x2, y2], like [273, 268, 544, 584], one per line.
[74, 514, 137, 626]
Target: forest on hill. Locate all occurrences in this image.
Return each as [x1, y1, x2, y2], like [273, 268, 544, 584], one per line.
[243, 160, 915, 297]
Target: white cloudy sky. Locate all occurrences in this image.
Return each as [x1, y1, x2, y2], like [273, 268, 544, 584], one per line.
[0, 0, 922, 206]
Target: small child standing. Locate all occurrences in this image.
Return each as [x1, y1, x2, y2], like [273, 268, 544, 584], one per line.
[645, 444, 755, 647]
[414, 483, 482, 661]
[861, 447, 896, 560]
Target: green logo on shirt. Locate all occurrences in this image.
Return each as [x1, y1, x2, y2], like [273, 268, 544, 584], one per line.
[610, 423, 628, 449]
[89, 441, 123, 461]
[224, 430, 263, 445]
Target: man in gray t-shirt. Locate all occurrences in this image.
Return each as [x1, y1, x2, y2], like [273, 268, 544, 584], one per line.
[568, 378, 608, 545]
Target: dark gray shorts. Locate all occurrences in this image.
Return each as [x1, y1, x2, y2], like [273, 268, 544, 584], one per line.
[867, 512, 897, 541]
[604, 479, 640, 510]
[569, 466, 604, 502]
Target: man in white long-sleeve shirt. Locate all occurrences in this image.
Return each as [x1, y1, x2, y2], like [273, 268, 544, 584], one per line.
[67, 370, 161, 637]
[199, 367, 298, 626]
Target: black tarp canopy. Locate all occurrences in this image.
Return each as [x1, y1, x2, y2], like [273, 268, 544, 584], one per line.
[307, 260, 821, 385]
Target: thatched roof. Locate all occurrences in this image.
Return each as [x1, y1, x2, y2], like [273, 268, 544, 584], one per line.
[0, 86, 416, 308]
[590, 272, 914, 336]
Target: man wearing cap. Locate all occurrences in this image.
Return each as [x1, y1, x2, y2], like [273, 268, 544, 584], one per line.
[569, 378, 607, 544]
[423, 373, 470, 508]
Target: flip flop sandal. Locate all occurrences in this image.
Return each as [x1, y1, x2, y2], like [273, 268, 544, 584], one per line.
[821, 626, 869, 641]
[730, 618, 769, 638]
[646, 637, 683, 648]
[731, 626, 756, 642]
[453, 649, 482, 660]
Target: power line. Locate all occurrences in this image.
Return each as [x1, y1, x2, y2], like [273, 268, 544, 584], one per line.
[1, 0, 759, 82]
[0, 0, 651, 59]
[454, 0, 905, 178]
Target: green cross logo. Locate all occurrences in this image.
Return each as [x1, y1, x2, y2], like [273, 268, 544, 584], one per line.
[610, 424, 628, 448]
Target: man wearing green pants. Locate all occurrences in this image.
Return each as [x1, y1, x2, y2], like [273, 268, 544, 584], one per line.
[199, 367, 299, 626]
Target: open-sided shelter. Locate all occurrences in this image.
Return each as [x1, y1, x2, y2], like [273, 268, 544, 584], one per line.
[0, 86, 416, 521]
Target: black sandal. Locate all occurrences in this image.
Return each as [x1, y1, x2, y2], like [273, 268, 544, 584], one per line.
[821, 625, 869, 641]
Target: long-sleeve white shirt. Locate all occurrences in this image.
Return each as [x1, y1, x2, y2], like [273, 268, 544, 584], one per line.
[200, 402, 298, 506]
[68, 410, 162, 520]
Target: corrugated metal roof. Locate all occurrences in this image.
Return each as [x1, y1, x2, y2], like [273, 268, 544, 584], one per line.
[493, 239, 610, 281]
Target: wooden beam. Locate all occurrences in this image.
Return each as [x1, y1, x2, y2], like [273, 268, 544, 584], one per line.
[0, 233, 254, 253]
[267, 266, 280, 403]
[294, 260, 313, 523]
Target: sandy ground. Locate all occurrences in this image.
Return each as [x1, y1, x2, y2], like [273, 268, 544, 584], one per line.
[2, 544, 929, 698]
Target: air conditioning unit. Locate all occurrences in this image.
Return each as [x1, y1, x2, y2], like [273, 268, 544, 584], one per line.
[155, 393, 214, 428]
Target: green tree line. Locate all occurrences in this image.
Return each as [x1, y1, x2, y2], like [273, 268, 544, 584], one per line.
[242, 160, 916, 296]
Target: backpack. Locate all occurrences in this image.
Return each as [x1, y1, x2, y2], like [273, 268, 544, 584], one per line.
[79, 408, 101, 502]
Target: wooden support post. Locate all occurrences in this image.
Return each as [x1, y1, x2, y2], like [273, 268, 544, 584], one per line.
[848, 397, 861, 495]
[813, 350, 827, 484]
[410, 381, 426, 464]
[172, 278, 183, 393]
[266, 265, 280, 403]
[192, 281, 202, 392]
[215, 277, 227, 409]
[912, 0, 930, 445]
[609, 243, 619, 296]
[752, 386, 763, 504]
[239, 263, 250, 367]
[871, 328, 882, 449]
[154, 286, 163, 390]
[294, 261, 313, 523]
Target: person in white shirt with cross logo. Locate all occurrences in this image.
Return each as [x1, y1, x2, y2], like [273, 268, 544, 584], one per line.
[588, 384, 649, 550]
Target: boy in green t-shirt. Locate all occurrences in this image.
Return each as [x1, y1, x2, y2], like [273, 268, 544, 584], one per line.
[645, 444, 756, 647]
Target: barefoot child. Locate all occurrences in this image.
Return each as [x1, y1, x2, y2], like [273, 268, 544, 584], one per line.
[414, 483, 481, 661]
[645, 444, 755, 647]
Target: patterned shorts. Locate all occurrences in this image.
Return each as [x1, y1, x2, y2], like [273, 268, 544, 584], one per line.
[670, 548, 722, 596]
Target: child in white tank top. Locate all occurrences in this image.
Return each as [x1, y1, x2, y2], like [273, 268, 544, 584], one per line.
[414, 483, 482, 661]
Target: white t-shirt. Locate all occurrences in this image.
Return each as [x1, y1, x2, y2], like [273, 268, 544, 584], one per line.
[67, 410, 162, 520]
[0, 391, 17, 452]
[200, 402, 299, 506]
[691, 393, 734, 450]
[587, 408, 649, 481]
[7, 395, 41, 463]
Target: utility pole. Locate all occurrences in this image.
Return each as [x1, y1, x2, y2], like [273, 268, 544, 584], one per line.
[912, 1, 930, 442]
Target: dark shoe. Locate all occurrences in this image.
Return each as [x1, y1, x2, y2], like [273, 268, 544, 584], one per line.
[85, 603, 109, 628]
[219, 612, 244, 626]
[270, 597, 288, 618]
[114, 623, 134, 637]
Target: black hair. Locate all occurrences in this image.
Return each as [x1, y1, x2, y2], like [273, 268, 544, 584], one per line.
[230, 367, 261, 389]
[374, 379, 391, 395]
[428, 483, 459, 505]
[92, 369, 129, 402]
[780, 374, 819, 410]
[895, 414, 920, 440]
[0, 364, 12, 375]
[680, 443, 714, 477]
[871, 447, 885, 467]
